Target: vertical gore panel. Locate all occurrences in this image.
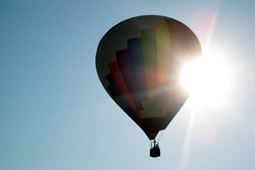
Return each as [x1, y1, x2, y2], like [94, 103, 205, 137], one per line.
[141, 29, 157, 99]
[107, 74, 139, 122]
[108, 62, 141, 119]
[116, 49, 143, 110]
[155, 23, 171, 85]
[166, 20, 181, 82]
[128, 38, 148, 101]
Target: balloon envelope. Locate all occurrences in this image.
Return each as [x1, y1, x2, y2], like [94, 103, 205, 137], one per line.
[96, 15, 201, 140]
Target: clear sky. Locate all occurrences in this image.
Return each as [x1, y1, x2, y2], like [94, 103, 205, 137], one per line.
[1, 0, 255, 170]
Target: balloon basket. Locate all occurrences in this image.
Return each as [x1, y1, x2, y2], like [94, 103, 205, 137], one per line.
[150, 140, 160, 157]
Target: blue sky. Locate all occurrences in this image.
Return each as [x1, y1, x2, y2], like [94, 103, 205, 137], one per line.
[1, 0, 255, 170]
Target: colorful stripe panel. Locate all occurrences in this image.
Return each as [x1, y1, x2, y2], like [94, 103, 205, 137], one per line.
[116, 49, 143, 110]
[127, 38, 148, 101]
[141, 29, 157, 96]
[108, 62, 142, 120]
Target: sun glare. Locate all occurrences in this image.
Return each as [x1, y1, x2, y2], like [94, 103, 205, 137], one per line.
[180, 48, 232, 107]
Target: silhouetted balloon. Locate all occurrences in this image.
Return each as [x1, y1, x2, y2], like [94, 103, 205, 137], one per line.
[96, 15, 201, 140]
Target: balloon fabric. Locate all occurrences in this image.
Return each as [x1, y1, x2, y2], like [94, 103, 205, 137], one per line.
[96, 15, 202, 140]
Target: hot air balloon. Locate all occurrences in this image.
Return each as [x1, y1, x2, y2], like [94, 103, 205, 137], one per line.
[96, 15, 201, 157]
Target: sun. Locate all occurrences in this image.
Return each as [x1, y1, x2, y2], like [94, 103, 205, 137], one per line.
[180, 48, 232, 108]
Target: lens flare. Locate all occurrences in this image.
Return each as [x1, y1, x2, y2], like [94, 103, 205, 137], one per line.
[180, 49, 232, 107]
